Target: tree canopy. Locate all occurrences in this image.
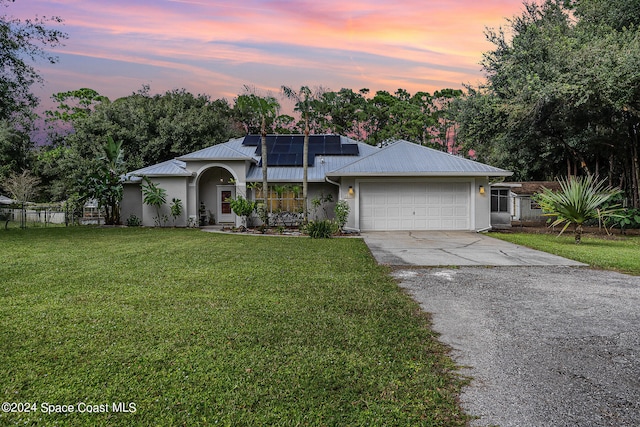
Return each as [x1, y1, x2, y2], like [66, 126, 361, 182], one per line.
[0, 0, 66, 124]
[454, 0, 640, 206]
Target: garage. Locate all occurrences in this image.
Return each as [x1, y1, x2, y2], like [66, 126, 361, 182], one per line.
[359, 181, 471, 231]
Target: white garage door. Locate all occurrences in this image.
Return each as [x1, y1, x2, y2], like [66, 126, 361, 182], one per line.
[359, 181, 470, 231]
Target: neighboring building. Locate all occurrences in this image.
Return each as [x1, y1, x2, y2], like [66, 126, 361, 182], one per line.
[0, 195, 14, 205]
[122, 135, 512, 231]
[490, 181, 561, 228]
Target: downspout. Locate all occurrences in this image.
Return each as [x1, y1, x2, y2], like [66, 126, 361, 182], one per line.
[476, 226, 492, 233]
[325, 176, 340, 188]
[325, 177, 359, 233]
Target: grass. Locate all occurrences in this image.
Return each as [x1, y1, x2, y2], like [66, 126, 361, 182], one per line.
[492, 231, 640, 275]
[0, 227, 468, 426]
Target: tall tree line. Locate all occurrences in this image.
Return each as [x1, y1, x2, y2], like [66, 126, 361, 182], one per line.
[454, 0, 640, 206]
[29, 86, 461, 202]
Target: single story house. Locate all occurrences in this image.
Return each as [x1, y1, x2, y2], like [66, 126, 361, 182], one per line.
[122, 135, 512, 231]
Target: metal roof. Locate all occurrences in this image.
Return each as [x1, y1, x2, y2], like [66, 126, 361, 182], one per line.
[125, 159, 192, 179]
[124, 137, 512, 183]
[177, 137, 256, 161]
[245, 145, 376, 182]
[0, 195, 15, 205]
[327, 140, 512, 177]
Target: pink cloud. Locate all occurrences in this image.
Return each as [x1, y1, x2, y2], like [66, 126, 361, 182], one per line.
[10, 0, 526, 104]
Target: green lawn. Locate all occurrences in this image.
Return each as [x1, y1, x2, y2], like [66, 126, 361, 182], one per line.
[492, 231, 640, 275]
[0, 227, 468, 426]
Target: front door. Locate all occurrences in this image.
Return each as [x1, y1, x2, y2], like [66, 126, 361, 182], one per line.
[217, 185, 235, 223]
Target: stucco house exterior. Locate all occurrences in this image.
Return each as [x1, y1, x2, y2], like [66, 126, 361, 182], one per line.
[122, 135, 512, 231]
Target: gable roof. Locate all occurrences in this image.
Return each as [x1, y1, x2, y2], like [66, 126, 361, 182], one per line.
[177, 137, 256, 161]
[124, 137, 512, 182]
[125, 159, 192, 180]
[327, 140, 512, 177]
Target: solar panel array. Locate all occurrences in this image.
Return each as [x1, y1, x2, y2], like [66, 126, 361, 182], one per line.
[242, 135, 359, 166]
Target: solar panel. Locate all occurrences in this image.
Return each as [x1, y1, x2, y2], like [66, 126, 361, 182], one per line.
[245, 134, 359, 166]
[243, 134, 260, 146]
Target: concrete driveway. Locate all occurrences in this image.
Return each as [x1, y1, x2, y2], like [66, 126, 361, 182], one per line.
[362, 231, 586, 266]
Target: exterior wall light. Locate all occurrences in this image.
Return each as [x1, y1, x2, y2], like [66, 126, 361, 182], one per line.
[479, 185, 485, 195]
[348, 186, 355, 196]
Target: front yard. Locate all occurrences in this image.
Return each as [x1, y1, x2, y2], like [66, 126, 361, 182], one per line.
[492, 231, 640, 275]
[0, 227, 468, 426]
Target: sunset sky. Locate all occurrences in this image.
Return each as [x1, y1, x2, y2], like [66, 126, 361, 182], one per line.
[8, 0, 526, 106]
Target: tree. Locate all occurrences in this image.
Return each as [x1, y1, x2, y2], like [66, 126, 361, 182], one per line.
[454, 0, 640, 206]
[311, 88, 370, 139]
[43, 87, 239, 202]
[83, 136, 125, 225]
[0, 0, 67, 123]
[0, 120, 32, 182]
[46, 88, 110, 126]
[281, 85, 325, 223]
[234, 87, 280, 224]
[534, 175, 622, 243]
[3, 169, 39, 203]
[2, 169, 40, 227]
[431, 89, 463, 152]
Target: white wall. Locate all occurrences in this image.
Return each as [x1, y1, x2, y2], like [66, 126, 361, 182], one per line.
[140, 177, 189, 227]
[121, 184, 143, 225]
[339, 176, 492, 231]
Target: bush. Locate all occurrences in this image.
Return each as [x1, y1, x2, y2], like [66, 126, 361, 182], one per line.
[607, 207, 640, 232]
[334, 200, 350, 231]
[227, 195, 256, 227]
[126, 214, 142, 227]
[306, 219, 338, 238]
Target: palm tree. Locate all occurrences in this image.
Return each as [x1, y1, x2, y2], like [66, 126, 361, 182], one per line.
[235, 88, 279, 225]
[535, 175, 622, 243]
[281, 85, 323, 223]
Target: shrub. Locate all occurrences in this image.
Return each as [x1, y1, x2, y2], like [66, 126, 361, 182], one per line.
[170, 198, 183, 226]
[334, 200, 350, 231]
[306, 219, 338, 238]
[126, 214, 142, 227]
[227, 195, 256, 227]
[534, 175, 622, 243]
[141, 177, 168, 227]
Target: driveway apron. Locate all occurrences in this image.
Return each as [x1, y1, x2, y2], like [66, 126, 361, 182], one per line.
[362, 232, 640, 426]
[362, 231, 586, 266]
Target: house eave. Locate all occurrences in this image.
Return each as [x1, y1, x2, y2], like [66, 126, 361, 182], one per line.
[325, 171, 514, 178]
[176, 156, 257, 163]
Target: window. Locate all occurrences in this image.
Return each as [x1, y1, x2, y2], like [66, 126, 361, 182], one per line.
[530, 199, 541, 210]
[491, 189, 509, 213]
[254, 184, 303, 213]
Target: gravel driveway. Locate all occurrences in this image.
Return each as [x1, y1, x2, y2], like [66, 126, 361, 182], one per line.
[394, 266, 640, 426]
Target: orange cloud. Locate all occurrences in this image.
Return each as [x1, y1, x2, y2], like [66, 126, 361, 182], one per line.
[12, 0, 526, 103]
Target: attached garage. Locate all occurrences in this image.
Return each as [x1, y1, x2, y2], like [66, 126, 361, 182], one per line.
[326, 141, 513, 232]
[359, 181, 471, 231]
